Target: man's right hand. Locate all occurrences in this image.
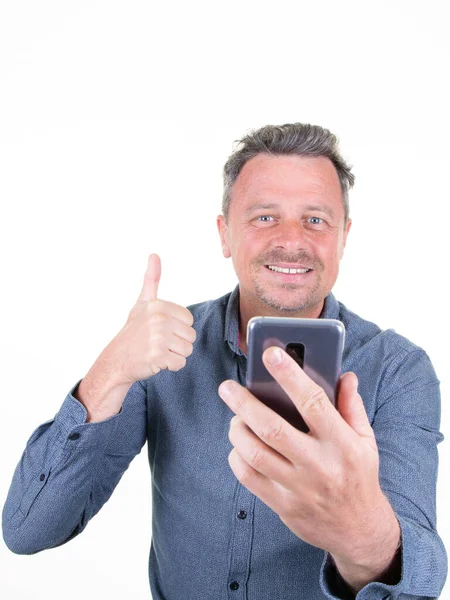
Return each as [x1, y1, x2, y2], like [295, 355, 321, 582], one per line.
[75, 253, 196, 422]
[105, 253, 196, 385]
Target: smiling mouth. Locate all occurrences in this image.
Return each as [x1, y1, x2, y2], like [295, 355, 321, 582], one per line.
[265, 265, 313, 274]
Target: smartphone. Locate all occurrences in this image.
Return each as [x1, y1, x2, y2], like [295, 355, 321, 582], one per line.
[246, 316, 345, 433]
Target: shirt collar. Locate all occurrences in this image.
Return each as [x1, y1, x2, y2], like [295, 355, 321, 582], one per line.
[224, 284, 340, 356]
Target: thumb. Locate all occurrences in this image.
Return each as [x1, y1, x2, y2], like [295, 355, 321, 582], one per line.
[337, 372, 374, 439]
[137, 253, 161, 303]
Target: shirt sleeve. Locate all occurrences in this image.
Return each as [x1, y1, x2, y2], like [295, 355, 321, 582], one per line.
[319, 347, 448, 599]
[2, 377, 148, 555]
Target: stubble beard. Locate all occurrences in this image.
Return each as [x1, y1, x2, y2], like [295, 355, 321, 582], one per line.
[252, 270, 324, 314]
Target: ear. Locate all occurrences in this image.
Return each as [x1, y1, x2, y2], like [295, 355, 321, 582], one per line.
[340, 218, 352, 259]
[217, 214, 231, 258]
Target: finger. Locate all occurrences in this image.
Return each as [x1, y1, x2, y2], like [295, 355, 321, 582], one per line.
[160, 350, 187, 372]
[337, 372, 374, 440]
[218, 379, 314, 465]
[228, 415, 294, 486]
[147, 312, 196, 349]
[157, 301, 195, 327]
[227, 447, 283, 515]
[138, 253, 161, 303]
[167, 331, 194, 358]
[172, 319, 197, 343]
[262, 346, 344, 440]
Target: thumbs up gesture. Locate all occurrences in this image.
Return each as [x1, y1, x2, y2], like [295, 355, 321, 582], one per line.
[109, 254, 197, 384]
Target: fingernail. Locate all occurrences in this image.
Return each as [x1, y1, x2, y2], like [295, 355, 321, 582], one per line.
[266, 347, 283, 366]
[219, 380, 234, 398]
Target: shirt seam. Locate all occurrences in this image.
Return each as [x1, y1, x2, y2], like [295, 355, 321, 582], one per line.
[377, 347, 429, 405]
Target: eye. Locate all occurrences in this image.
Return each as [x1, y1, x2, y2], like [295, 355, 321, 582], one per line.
[307, 217, 324, 225]
[256, 215, 274, 222]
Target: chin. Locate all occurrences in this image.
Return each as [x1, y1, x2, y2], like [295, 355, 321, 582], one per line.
[256, 288, 320, 314]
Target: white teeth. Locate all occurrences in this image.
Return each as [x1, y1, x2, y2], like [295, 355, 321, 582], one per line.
[267, 265, 310, 274]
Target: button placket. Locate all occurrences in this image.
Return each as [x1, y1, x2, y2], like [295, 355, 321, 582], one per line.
[225, 351, 252, 598]
[226, 480, 255, 597]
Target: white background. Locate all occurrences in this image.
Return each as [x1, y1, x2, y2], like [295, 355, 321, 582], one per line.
[0, 1, 449, 598]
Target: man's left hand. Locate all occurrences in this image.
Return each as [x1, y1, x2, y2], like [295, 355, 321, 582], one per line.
[218, 346, 401, 591]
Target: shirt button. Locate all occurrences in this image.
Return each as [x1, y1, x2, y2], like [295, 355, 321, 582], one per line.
[68, 432, 80, 440]
[39, 473, 45, 481]
[229, 581, 239, 591]
[237, 510, 247, 519]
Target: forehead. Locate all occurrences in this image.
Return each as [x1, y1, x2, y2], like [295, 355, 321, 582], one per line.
[231, 154, 343, 212]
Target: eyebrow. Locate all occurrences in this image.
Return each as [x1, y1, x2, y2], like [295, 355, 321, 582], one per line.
[244, 202, 336, 219]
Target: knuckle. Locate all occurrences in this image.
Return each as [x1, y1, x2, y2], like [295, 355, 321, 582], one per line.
[259, 419, 284, 444]
[149, 298, 164, 311]
[249, 445, 265, 469]
[237, 463, 252, 486]
[284, 363, 298, 381]
[234, 394, 246, 414]
[304, 387, 328, 414]
[182, 308, 194, 326]
[150, 312, 168, 325]
[228, 424, 236, 444]
[147, 346, 159, 363]
[150, 333, 165, 349]
[333, 464, 348, 493]
[230, 415, 238, 427]
[346, 444, 366, 471]
[174, 356, 187, 371]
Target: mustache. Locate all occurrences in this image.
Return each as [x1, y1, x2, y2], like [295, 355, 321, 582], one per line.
[258, 252, 323, 271]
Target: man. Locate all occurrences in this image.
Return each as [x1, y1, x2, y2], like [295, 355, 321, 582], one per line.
[2, 123, 447, 599]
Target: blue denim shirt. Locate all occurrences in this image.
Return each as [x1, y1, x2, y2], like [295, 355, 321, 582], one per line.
[2, 285, 448, 599]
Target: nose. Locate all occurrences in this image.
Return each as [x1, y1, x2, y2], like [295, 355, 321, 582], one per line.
[273, 219, 309, 252]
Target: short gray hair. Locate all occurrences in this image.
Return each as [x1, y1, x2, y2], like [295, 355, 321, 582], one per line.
[222, 123, 355, 225]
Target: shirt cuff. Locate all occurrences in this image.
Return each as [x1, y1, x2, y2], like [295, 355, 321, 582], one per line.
[50, 378, 124, 450]
[319, 512, 449, 598]
[319, 522, 406, 599]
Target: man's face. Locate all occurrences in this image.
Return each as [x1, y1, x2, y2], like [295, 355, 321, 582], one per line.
[217, 154, 352, 316]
